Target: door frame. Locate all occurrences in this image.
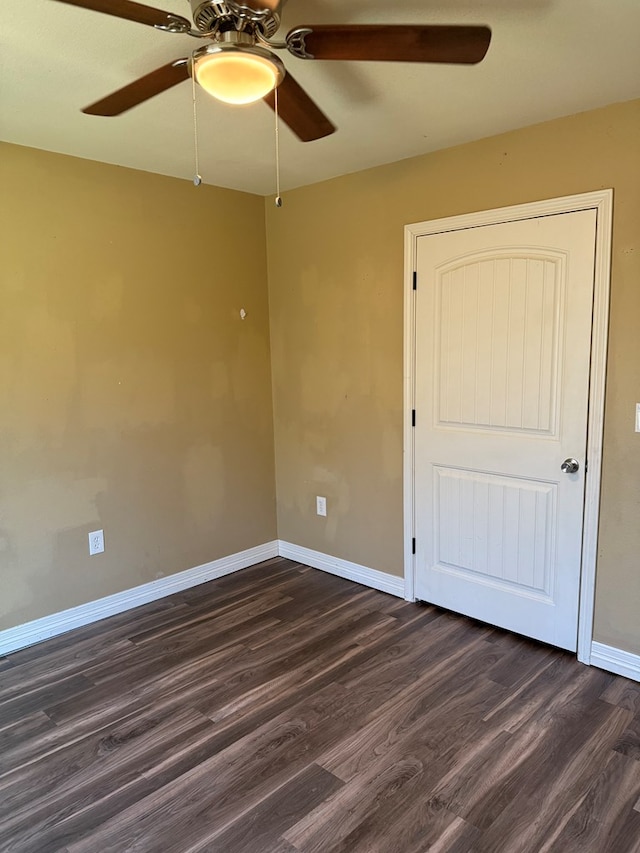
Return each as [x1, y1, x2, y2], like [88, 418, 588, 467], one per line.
[403, 190, 613, 665]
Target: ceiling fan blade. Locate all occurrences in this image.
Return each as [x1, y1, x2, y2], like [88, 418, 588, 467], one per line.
[51, 0, 191, 31]
[237, 0, 282, 10]
[264, 73, 335, 142]
[82, 59, 190, 116]
[287, 24, 491, 64]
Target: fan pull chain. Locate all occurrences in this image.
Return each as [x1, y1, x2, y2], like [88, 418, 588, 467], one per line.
[274, 86, 282, 207]
[191, 60, 202, 187]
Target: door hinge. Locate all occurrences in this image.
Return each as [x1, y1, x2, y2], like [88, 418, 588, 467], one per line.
[412, 537, 416, 555]
[411, 409, 416, 427]
[413, 271, 417, 290]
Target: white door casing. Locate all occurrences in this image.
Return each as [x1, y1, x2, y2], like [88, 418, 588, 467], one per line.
[404, 192, 613, 662]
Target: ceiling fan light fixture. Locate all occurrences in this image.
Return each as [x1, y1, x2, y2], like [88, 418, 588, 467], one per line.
[194, 44, 285, 105]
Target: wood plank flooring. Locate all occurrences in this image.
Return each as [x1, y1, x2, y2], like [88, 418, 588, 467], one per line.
[1, 557, 640, 852]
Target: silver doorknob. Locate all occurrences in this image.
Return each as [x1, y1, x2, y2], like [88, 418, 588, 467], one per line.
[561, 458, 580, 474]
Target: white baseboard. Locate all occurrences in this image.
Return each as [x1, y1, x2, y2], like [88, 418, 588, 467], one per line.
[278, 540, 405, 598]
[6, 538, 637, 683]
[0, 541, 279, 657]
[590, 641, 640, 683]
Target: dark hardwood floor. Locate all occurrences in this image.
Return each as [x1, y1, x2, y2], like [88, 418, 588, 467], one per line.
[1, 557, 640, 852]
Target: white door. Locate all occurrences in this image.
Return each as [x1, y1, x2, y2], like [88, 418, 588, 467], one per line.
[414, 210, 597, 651]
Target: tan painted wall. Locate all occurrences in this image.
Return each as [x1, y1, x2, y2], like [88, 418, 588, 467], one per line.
[266, 98, 640, 655]
[0, 143, 276, 630]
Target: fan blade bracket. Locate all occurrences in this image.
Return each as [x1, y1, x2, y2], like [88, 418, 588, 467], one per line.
[153, 14, 193, 34]
[286, 28, 315, 60]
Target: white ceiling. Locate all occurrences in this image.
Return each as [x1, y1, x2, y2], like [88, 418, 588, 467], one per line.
[2, 0, 640, 196]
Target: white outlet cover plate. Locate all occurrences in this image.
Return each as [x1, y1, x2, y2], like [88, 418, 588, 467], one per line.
[89, 529, 104, 555]
[316, 496, 327, 517]
[636, 403, 640, 433]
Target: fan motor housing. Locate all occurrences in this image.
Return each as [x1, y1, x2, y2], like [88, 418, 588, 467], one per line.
[190, 0, 284, 38]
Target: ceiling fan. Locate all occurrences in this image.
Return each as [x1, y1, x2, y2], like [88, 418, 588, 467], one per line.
[53, 0, 492, 141]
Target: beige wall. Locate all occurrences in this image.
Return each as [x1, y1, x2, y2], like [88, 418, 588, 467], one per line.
[266, 98, 640, 655]
[0, 143, 276, 630]
[3, 99, 639, 656]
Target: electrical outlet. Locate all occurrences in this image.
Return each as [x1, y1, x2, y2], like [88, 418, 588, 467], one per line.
[89, 529, 104, 555]
[636, 403, 640, 433]
[316, 496, 327, 517]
